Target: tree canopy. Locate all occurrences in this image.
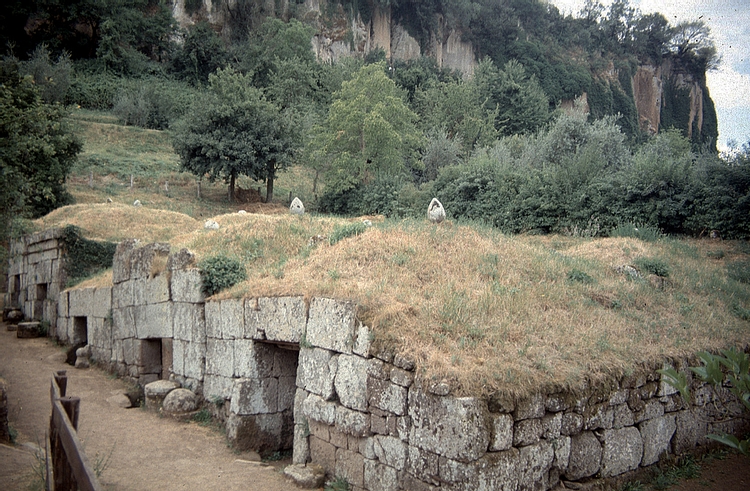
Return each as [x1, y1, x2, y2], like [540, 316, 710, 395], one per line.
[172, 67, 300, 203]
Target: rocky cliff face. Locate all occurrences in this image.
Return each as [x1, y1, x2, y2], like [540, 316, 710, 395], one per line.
[632, 60, 707, 139]
[171, 0, 476, 76]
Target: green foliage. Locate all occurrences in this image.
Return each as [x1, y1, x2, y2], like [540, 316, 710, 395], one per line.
[60, 225, 118, 286]
[113, 78, 200, 129]
[173, 67, 301, 202]
[311, 62, 423, 199]
[66, 69, 125, 110]
[567, 269, 594, 284]
[171, 21, 228, 86]
[191, 408, 213, 425]
[610, 223, 664, 242]
[324, 476, 351, 491]
[632, 257, 670, 277]
[329, 222, 368, 246]
[18, 44, 73, 104]
[659, 348, 750, 456]
[0, 58, 81, 242]
[199, 255, 247, 296]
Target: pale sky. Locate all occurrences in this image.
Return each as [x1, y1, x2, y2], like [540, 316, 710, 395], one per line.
[549, 0, 750, 151]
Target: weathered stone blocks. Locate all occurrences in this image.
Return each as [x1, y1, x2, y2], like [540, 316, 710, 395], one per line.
[566, 431, 601, 480]
[600, 427, 643, 477]
[334, 354, 369, 411]
[640, 414, 676, 466]
[306, 298, 356, 353]
[298, 347, 337, 400]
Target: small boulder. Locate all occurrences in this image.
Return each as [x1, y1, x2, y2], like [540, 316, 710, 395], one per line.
[74, 345, 91, 369]
[204, 219, 220, 230]
[290, 197, 305, 215]
[17, 322, 41, 339]
[144, 380, 179, 411]
[427, 198, 446, 223]
[283, 464, 326, 489]
[162, 388, 199, 418]
[3, 309, 23, 323]
[238, 210, 247, 214]
[133, 199, 142, 207]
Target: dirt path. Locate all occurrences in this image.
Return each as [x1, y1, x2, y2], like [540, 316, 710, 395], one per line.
[0, 325, 298, 490]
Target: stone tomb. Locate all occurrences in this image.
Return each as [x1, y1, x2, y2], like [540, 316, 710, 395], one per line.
[46, 239, 750, 491]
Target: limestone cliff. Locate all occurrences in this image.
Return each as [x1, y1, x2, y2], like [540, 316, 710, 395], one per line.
[171, 0, 476, 76]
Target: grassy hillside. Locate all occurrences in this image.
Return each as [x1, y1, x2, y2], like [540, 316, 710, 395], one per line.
[40, 111, 750, 400]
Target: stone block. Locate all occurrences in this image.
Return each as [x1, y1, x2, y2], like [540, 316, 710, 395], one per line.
[68, 288, 94, 317]
[613, 403, 635, 429]
[552, 436, 571, 471]
[205, 301, 221, 339]
[88, 317, 110, 350]
[518, 440, 554, 491]
[183, 338, 206, 380]
[135, 302, 172, 339]
[406, 445, 440, 485]
[600, 427, 643, 477]
[205, 338, 234, 377]
[293, 423, 311, 465]
[284, 463, 326, 489]
[306, 297, 356, 354]
[203, 374, 234, 401]
[122, 338, 143, 366]
[408, 387, 490, 463]
[58, 290, 69, 318]
[144, 380, 179, 410]
[309, 419, 330, 441]
[672, 409, 708, 454]
[112, 239, 138, 284]
[310, 436, 336, 476]
[246, 296, 307, 343]
[170, 269, 204, 303]
[335, 448, 365, 488]
[367, 358, 390, 380]
[55, 317, 69, 343]
[372, 435, 407, 470]
[390, 367, 414, 387]
[439, 450, 520, 491]
[543, 412, 562, 440]
[294, 389, 309, 420]
[368, 378, 407, 416]
[303, 393, 337, 425]
[226, 412, 287, 453]
[352, 323, 372, 357]
[112, 280, 134, 309]
[634, 399, 665, 423]
[279, 376, 297, 412]
[566, 431, 601, 480]
[139, 276, 171, 305]
[172, 302, 205, 342]
[363, 460, 399, 491]
[515, 393, 546, 420]
[220, 298, 244, 340]
[297, 347, 337, 400]
[91, 287, 112, 319]
[334, 354, 369, 411]
[167, 248, 195, 271]
[490, 413, 514, 452]
[129, 243, 170, 281]
[233, 339, 274, 378]
[230, 377, 278, 415]
[273, 349, 298, 377]
[584, 402, 614, 430]
[335, 405, 369, 437]
[640, 414, 676, 466]
[172, 339, 186, 375]
[514, 418, 543, 447]
[112, 307, 136, 340]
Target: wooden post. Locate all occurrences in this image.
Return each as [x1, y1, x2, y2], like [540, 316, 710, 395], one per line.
[130, 174, 134, 189]
[60, 397, 80, 430]
[55, 370, 67, 397]
[197, 179, 201, 199]
[89, 170, 93, 188]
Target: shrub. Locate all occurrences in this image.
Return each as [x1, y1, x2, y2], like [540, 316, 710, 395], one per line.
[199, 255, 247, 296]
[329, 223, 368, 245]
[60, 225, 118, 287]
[567, 269, 594, 284]
[633, 257, 670, 277]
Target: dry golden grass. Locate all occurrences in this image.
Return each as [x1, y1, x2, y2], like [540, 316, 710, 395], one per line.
[34, 203, 200, 242]
[166, 215, 750, 399]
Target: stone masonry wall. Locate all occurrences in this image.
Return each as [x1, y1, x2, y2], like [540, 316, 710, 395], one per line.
[7, 229, 65, 328]
[48, 237, 748, 490]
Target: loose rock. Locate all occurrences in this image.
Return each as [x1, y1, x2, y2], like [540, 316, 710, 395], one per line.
[204, 219, 220, 230]
[290, 197, 305, 215]
[427, 198, 446, 223]
[283, 463, 326, 489]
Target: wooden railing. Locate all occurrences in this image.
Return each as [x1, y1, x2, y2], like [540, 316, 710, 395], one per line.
[48, 370, 103, 491]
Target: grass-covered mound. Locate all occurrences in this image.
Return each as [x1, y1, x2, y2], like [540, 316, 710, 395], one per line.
[35, 203, 200, 243]
[169, 213, 750, 399]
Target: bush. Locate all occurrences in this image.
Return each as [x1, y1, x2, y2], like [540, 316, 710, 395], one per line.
[633, 257, 670, 277]
[67, 70, 124, 110]
[112, 78, 201, 129]
[61, 225, 118, 286]
[329, 223, 368, 245]
[199, 255, 247, 296]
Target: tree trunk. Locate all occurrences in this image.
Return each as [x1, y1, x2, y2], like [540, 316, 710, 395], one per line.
[229, 172, 236, 202]
[266, 170, 275, 203]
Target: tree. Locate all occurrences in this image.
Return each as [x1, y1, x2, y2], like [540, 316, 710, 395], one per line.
[0, 58, 81, 239]
[172, 68, 300, 203]
[171, 21, 228, 86]
[311, 62, 423, 197]
[669, 21, 720, 72]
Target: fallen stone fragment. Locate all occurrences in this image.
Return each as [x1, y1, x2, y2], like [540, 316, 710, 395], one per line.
[283, 463, 326, 489]
[428, 198, 446, 223]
